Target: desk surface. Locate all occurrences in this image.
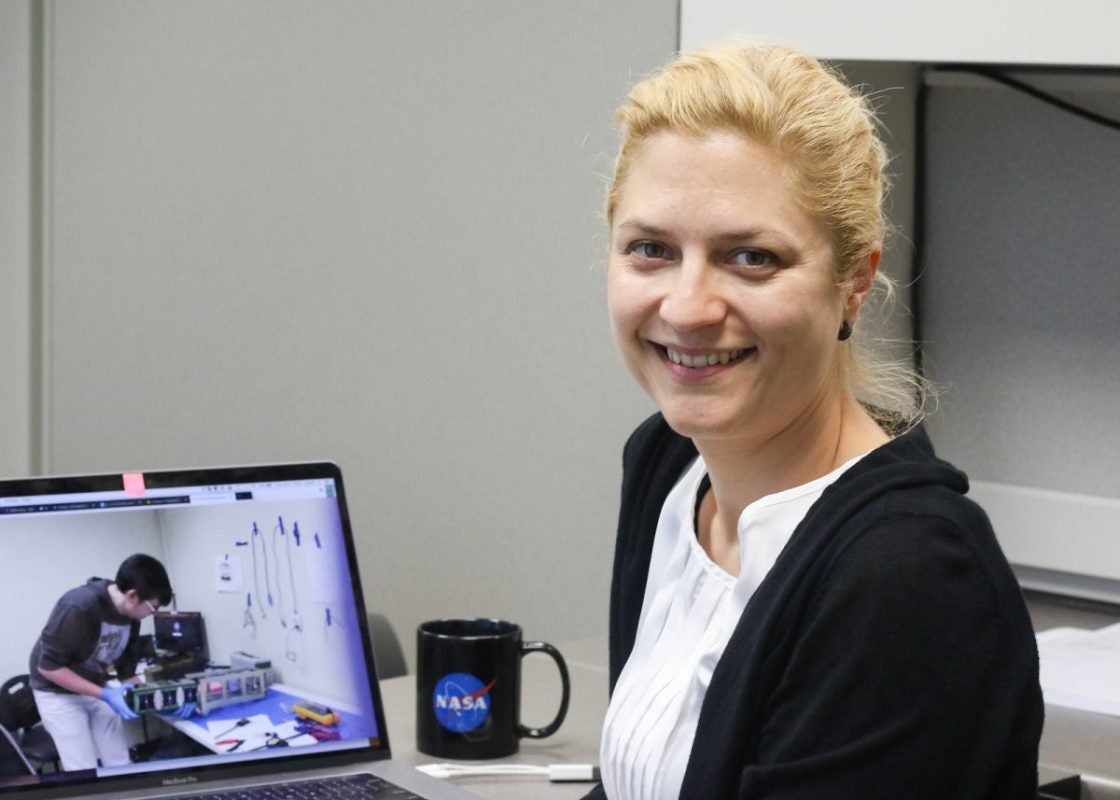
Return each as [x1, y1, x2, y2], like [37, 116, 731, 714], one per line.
[1029, 594, 1120, 791]
[381, 602, 1120, 799]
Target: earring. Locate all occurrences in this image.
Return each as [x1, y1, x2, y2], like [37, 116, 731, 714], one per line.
[837, 320, 853, 341]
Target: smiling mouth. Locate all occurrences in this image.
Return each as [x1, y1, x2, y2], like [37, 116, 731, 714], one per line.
[663, 346, 752, 367]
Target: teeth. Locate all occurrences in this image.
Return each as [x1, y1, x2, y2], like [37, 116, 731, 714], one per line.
[667, 348, 746, 367]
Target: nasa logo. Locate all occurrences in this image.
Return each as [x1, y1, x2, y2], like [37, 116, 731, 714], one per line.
[432, 672, 497, 733]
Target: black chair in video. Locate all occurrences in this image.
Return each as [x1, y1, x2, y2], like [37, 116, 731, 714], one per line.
[0, 723, 34, 779]
[0, 676, 59, 773]
[366, 613, 407, 679]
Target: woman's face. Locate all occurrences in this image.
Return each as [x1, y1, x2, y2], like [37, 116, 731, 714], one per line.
[608, 130, 863, 447]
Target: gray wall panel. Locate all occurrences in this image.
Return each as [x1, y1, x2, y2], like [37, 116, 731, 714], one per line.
[41, 0, 668, 657]
[922, 72, 1120, 498]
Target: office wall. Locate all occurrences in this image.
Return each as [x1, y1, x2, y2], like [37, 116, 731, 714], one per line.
[2, 512, 159, 682]
[921, 70, 1120, 588]
[13, 0, 672, 665]
[922, 71, 1120, 496]
[828, 60, 922, 355]
[0, 0, 35, 478]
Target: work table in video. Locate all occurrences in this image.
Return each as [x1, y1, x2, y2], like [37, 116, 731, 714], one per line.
[123, 605, 377, 764]
[127, 615, 365, 759]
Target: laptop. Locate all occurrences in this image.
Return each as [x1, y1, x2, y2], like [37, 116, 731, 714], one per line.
[0, 462, 477, 799]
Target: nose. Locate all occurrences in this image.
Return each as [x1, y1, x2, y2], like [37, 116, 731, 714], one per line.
[658, 257, 727, 332]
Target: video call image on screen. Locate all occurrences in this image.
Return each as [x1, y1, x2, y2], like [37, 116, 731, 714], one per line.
[0, 479, 380, 787]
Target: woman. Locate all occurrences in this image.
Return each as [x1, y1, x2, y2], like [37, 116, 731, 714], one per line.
[587, 42, 1042, 799]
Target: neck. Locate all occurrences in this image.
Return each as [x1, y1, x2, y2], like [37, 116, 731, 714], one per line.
[106, 582, 128, 614]
[694, 393, 888, 548]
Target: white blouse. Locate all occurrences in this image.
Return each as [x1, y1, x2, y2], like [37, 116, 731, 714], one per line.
[599, 452, 867, 800]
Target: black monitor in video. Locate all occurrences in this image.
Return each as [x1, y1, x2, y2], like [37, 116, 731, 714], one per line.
[153, 611, 208, 659]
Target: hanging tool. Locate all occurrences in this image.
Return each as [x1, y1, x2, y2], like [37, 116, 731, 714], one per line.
[251, 522, 269, 619]
[243, 592, 257, 633]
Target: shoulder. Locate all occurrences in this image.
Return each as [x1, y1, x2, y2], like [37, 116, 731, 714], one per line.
[52, 579, 112, 617]
[754, 500, 1037, 720]
[698, 502, 1041, 798]
[55, 582, 100, 610]
[619, 413, 697, 498]
[809, 496, 1032, 658]
[799, 508, 1039, 723]
[815, 425, 1004, 576]
[76, 579, 114, 609]
[615, 413, 697, 552]
[786, 429, 1029, 637]
[834, 430, 1007, 587]
[621, 412, 689, 463]
[831, 506, 1008, 592]
[41, 587, 100, 640]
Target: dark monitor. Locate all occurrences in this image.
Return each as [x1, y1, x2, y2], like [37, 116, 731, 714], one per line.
[134, 633, 157, 660]
[153, 611, 208, 659]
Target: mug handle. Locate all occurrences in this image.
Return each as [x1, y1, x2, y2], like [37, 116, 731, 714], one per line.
[517, 641, 571, 739]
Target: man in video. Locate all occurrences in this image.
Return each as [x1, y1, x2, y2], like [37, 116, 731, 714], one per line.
[29, 553, 173, 771]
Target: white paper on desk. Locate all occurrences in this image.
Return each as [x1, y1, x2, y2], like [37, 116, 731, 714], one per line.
[205, 714, 272, 750]
[1037, 623, 1120, 717]
[205, 714, 316, 751]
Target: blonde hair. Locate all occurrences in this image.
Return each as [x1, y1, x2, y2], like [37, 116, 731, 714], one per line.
[607, 41, 929, 428]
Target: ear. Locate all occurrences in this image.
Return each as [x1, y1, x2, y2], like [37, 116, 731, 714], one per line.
[844, 249, 881, 322]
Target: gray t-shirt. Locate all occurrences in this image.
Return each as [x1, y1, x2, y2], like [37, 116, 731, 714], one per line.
[29, 578, 139, 693]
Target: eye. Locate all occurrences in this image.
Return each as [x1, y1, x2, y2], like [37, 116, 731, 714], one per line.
[626, 241, 671, 261]
[729, 248, 777, 269]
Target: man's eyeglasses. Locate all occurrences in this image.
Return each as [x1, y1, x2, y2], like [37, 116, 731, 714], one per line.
[144, 600, 159, 614]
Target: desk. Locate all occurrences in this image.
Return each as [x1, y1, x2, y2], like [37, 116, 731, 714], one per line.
[380, 637, 609, 800]
[383, 612, 1120, 799]
[1029, 594, 1120, 794]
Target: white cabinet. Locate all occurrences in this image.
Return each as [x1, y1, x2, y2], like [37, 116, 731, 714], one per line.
[681, 0, 1120, 66]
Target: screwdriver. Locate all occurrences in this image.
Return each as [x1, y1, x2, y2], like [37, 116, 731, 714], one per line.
[213, 718, 250, 739]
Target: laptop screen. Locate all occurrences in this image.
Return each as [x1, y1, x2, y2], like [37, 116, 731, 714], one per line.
[0, 462, 390, 798]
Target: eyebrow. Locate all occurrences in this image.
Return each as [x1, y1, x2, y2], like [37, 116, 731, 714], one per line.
[613, 220, 672, 237]
[614, 219, 779, 244]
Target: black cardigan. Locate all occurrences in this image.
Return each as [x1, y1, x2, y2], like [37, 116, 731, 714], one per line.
[585, 414, 1043, 799]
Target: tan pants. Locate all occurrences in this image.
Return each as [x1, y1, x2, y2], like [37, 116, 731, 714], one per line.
[32, 689, 130, 771]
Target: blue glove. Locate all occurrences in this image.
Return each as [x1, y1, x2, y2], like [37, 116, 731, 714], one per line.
[99, 685, 139, 720]
[159, 702, 196, 719]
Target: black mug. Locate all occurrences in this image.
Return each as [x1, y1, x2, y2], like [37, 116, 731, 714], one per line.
[416, 618, 570, 759]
